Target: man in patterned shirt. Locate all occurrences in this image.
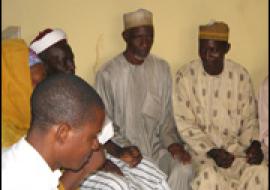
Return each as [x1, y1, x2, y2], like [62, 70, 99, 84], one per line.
[173, 21, 268, 190]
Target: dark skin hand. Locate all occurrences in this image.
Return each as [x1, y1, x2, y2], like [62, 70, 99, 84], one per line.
[207, 148, 235, 168]
[102, 159, 123, 176]
[245, 140, 264, 165]
[168, 143, 191, 164]
[104, 140, 142, 168]
[119, 146, 142, 167]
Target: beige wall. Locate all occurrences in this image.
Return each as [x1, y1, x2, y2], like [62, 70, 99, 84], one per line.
[3, 0, 268, 91]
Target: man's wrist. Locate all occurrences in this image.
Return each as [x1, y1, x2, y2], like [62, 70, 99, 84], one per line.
[168, 143, 184, 155]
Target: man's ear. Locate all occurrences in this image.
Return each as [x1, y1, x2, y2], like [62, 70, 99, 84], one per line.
[225, 43, 231, 54]
[55, 123, 71, 144]
[122, 31, 129, 42]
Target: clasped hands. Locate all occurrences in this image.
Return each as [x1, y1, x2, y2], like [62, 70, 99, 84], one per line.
[102, 146, 142, 176]
[207, 140, 264, 169]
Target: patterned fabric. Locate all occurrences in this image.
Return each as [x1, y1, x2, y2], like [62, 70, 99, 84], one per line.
[258, 76, 268, 161]
[81, 155, 170, 190]
[173, 59, 268, 190]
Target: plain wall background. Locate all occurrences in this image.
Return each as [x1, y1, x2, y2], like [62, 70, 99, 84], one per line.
[2, 0, 268, 92]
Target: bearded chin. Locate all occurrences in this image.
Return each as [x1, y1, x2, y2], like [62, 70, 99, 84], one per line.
[133, 54, 146, 61]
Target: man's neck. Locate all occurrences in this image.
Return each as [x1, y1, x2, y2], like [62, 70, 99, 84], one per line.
[26, 130, 58, 171]
[123, 50, 145, 65]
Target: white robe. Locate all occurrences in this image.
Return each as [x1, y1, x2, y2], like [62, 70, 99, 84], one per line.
[92, 53, 193, 190]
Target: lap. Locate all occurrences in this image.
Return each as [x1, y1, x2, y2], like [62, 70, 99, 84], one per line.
[81, 154, 170, 190]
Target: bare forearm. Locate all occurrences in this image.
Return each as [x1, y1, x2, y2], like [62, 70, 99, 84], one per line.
[104, 140, 123, 158]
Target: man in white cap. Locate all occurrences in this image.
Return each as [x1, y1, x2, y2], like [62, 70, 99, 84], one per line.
[173, 21, 268, 190]
[30, 28, 75, 76]
[94, 9, 194, 190]
[30, 28, 169, 190]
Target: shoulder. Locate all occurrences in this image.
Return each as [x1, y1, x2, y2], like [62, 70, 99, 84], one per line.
[259, 76, 268, 97]
[2, 143, 17, 168]
[225, 59, 252, 81]
[225, 59, 249, 77]
[149, 54, 171, 74]
[96, 54, 124, 80]
[150, 54, 169, 67]
[2, 144, 25, 186]
[262, 76, 268, 88]
[176, 59, 201, 78]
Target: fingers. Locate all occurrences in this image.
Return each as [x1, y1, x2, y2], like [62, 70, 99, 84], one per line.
[119, 146, 142, 167]
[215, 152, 234, 168]
[182, 153, 191, 164]
[247, 150, 264, 165]
[102, 160, 124, 176]
[174, 152, 192, 165]
[126, 146, 142, 167]
[113, 166, 124, 176]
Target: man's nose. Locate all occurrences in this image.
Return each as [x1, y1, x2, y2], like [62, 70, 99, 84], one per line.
[206, 50, 215, 60]
[141, 38, 149, 48]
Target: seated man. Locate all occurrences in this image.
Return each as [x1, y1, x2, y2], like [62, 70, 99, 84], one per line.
[2, 74, 106, 190]
[30, 28, 170, 190]
[173, 21, 268, 190]
[95, 9, 193, 190]
[258, 76, 268, 162]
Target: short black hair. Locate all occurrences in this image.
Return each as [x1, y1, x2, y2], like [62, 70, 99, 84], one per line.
[30, 74, 104, 130]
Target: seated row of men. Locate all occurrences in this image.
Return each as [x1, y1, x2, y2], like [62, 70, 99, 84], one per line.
[2, 8, 268, 190]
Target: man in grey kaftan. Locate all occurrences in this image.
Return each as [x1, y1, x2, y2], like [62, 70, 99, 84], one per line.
[94, 9, 194, 190]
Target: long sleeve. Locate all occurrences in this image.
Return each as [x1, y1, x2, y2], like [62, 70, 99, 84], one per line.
[95, 70, 132, 147]
[258, 77, 268, 147]
[159, 65, 182, 148]
[237, 73, 259, 148]
[173, 71, 216, 155]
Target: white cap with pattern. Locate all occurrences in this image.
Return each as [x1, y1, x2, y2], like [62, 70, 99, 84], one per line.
[123, 9, 153, 30]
